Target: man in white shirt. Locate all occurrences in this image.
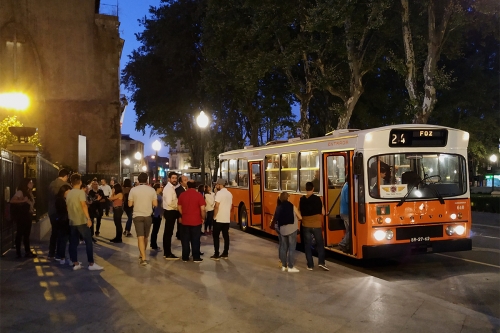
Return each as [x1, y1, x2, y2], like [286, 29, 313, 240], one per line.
[210, 178, 233, 261]
[99, 179, 112, 216]
[128, 173, 157, 266]
[162, 171, 180, 260]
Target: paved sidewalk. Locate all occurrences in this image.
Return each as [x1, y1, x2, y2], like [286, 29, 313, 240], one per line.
[1, 214, 499, 333]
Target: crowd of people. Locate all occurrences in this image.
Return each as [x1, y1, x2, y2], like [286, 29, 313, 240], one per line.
[9, 169, 234, 269]
[10, 168, 339, 273]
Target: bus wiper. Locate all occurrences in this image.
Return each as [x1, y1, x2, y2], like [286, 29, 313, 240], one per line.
[396, 175, 443, 207]
[427, 183, 445, 205]
[396, 183, 415, 207]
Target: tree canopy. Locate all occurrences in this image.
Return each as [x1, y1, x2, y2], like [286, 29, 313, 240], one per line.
[122, 0, 499, 169]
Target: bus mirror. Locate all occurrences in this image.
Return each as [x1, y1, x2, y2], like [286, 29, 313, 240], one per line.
[353, 156, 363, 175]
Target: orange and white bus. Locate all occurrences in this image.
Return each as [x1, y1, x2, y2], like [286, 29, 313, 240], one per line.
[218, 124, 472, 259]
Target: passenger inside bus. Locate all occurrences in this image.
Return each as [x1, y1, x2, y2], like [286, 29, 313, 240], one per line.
[369, 161, 391, 196]
[401, 171, 421, 189]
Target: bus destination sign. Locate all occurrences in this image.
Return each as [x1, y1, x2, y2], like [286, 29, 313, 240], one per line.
[389, 129, 448, 147]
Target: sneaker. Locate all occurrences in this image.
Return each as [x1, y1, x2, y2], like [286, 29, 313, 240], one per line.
[182, 260, 188, 263]
[220, 253, 228, 259]
[200, 251, 204, 256]
[140, 260, 148, 266]
[281, 266, 287, 272]
[73, 263, 83, 271]
[307, 267, 313, 271]
[95, 232, 100, 236]
[151, 246, 162, 251]
[126, 232, 133, 237]
[318, 264, 329, 271]
[163, 254, 180, 261]
[60, 258, 67, 265]
[88, 263, 104, 271]
[288, 267, 300, 273]
[123, 230, 127, 235]
[210, 254, 220, 261]
[193, 258, 203, 263]
[110, 239, 122, 243]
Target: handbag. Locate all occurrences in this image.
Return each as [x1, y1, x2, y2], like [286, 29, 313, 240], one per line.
[269, 216, 276, 230]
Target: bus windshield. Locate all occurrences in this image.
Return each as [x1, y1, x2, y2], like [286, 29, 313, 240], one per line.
[368, 153, 467, 199]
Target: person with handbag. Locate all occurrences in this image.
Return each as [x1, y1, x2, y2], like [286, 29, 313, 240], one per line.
[273, 192, 302, 272]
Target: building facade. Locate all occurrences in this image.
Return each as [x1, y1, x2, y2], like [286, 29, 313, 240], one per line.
[0, 0, 124, 174]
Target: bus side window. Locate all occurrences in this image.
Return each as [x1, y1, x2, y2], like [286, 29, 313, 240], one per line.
[299, 151, 319, 192]
[229, 159, 237, 187]
[238, 159, 248, 187]
[281, 152, 297, 191]
[220, 160, 229, 183]
[265, 154, 279, 190]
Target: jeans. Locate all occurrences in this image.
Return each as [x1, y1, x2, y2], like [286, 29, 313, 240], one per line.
[279, 230, 297, 268]
[56, 221, 70, 259]
[48, 214, 58, 257]
[181, 224, 202, 261]
[204, 210, 214, 232]
[69, 224, 94, 264]
[150, 215, 162, 248]
[90, 203, 102, 235]
[302, 227, 325, 268]
[213, 222, 230, 255]
[113, 207, 123, 240]
[124, 208, 133, 232]
[163, 210, 178, 256]
[339, 214, 350, 250]
[15, 215, 32, 255]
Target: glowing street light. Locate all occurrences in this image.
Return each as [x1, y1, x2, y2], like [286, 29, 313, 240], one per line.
[142, 165, 147, 172]
[489, 154, 497, 163]
[0, 92, 30, 111]
[134, 152, 142, 160]
[123, 158, 131, 166]
[152, 140, 161, 181]
[196, 111, 209, 184]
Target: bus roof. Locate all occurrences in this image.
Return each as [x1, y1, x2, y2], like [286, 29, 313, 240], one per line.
[219, 124, 468, 158]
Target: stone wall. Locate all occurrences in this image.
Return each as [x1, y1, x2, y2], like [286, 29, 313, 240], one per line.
[0, 0, 122, 174]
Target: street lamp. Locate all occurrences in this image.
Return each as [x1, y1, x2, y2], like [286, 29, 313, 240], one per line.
[142, 165, 147, 172]
[0, 92, 30, 111]
[489, 154, 497, 163]
[196, 111, 209, 184]
[152, 140, 161, 182]
[124, 158, 131, 166]
[134, 152, 142, 160]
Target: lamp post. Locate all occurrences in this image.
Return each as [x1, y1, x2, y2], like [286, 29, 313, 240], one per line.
[196, 111, 209, 184]
[152, 140, 161, 182]
[490, 154, 498, 189]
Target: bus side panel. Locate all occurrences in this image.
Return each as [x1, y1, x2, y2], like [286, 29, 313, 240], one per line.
[262, 191, 280, 235]
[227, 188, 250, 225]
[324, 187, 346, 247]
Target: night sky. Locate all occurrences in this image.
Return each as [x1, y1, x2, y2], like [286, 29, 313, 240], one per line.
[117, 0, 162, 158]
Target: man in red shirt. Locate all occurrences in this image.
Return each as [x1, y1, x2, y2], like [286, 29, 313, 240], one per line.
[178, 180, 206, 263]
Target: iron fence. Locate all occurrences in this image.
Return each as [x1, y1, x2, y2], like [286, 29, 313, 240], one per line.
[34, 155, 59, 220]
[0, 149, 23, 255]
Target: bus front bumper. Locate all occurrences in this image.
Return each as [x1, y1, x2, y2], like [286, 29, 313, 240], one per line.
[362, 238, 472, 259]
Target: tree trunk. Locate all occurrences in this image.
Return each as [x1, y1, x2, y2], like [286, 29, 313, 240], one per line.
[298, 95, 312, 139]
[400, 0, 420, 117]
[412, 0, 453, 124]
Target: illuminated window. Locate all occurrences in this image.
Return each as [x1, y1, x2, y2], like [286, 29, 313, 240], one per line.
[265, 154, 279, 190]
[238, 159, 248, 187]
[281, 152, 297, 191]
[299, 151, 319, 192]
[228, 159, 238, 186]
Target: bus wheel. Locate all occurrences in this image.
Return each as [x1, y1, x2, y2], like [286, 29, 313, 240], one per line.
[239, 205, 248, 231]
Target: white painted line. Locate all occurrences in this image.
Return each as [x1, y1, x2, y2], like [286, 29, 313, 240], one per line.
[434, 253, 500, 269]
[473, 235, 500, 240]
[473, 224, 500, 229]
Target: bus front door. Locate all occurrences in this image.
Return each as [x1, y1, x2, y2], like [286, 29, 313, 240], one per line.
[249, 162, 263, 229]
[323, 152, 350, 250]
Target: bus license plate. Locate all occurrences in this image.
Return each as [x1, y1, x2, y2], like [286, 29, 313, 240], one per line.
[410, 236, 430, 242]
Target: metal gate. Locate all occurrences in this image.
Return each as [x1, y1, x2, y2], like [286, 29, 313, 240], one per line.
[0, 149, 23, 255]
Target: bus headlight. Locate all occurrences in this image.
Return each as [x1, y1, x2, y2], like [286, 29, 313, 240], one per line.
[446, 225, 455, 236]
[386, 230, 394, 240]
[454, 225, 465, 235]
[374, 230, 386, 241]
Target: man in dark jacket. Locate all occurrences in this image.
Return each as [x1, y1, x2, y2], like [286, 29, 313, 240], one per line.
[47, 169, 70, 259]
